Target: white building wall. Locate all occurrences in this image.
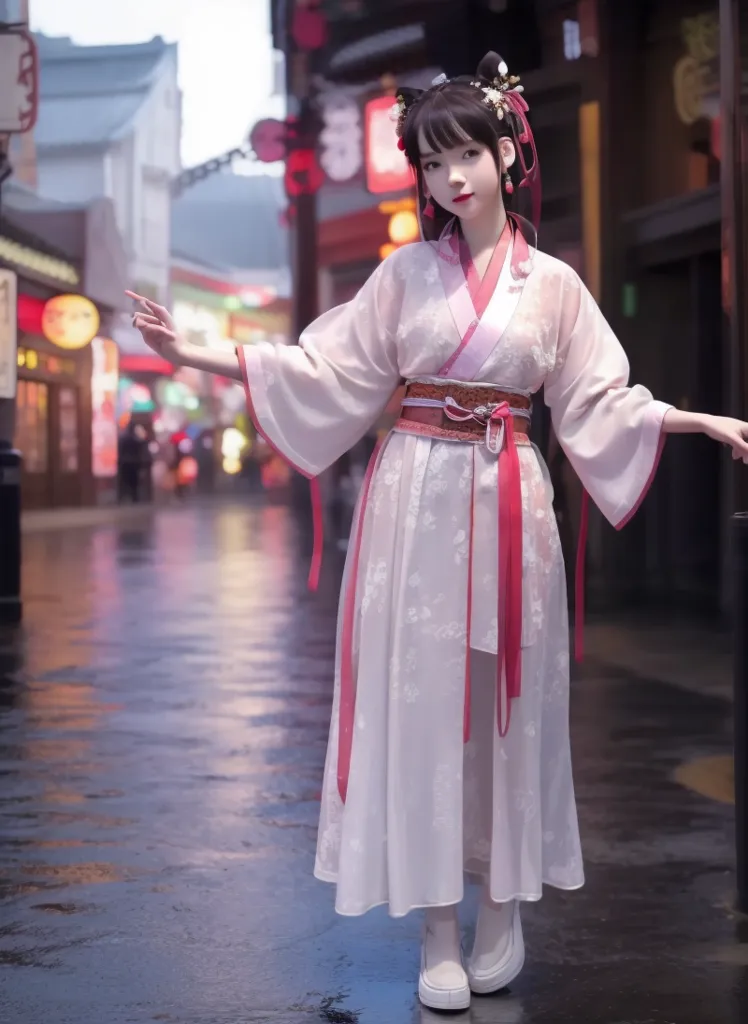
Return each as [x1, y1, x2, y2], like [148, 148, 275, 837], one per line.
[34, 49, 181, 307]
[128, 52, 181, 303]
[36, 151, 106, 205]
[107, 138, 135, 258]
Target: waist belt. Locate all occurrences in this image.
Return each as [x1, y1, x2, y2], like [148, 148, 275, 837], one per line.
[396, 380, 532, 449]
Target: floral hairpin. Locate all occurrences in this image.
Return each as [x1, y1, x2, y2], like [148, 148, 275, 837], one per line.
[390, 93, 409, 150]
[471, 60, 523, 120]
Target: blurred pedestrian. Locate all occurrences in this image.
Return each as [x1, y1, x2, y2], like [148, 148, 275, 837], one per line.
[118, 422, 143, 503]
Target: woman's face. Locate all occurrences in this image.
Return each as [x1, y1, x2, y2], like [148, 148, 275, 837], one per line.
[417, 128, 514, 222]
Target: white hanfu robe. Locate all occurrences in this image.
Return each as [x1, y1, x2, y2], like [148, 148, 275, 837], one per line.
[238, 219, 670, 918]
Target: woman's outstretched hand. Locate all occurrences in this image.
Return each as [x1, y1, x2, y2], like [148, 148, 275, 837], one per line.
[663, 408, 748, 463]
[124, 291, 243, 383]
[702, 415, 748, 464]
[126, 291, 186, 365]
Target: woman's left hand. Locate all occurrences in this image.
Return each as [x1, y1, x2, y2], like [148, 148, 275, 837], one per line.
[702, 414, 748, 463]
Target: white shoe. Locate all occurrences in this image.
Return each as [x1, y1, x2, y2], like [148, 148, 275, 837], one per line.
[418, 910, 471, 1011]
[466, 899, 525, 994]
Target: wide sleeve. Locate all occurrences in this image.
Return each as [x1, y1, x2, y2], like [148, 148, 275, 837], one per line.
[543, 269, 672, 529]
[237, 259, 401, 478]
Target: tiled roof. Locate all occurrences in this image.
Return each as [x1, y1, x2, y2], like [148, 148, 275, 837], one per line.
[33, 33, 175, 150]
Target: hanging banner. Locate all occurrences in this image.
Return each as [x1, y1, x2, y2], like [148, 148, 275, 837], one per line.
[0, 269, 18, 400]
[0, 29, 39, 133]
[91, 337, 119, 478]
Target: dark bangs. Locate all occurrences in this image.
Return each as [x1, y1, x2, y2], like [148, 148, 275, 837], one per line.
[402, 82, 509, 168]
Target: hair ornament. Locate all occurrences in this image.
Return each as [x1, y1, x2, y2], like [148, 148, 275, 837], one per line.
[390, 93, 409, 149]
[391, 86, 424, 145]
[470, 62, 523, 123]
[471, 50, 540, 226]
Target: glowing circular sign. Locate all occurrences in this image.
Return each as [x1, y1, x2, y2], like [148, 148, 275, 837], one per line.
[41, 294, 100, 349]
[388, 210, 419, 245]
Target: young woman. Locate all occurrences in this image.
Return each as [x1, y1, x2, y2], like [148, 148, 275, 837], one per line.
[128, 52, 748, 1012]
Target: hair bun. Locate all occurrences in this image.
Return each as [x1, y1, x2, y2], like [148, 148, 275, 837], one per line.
[475, 51, 505, 82]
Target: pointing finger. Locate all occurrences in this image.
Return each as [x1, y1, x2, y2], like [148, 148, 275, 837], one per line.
[125, 290, 153, 311]
[143, 299, 175, 331]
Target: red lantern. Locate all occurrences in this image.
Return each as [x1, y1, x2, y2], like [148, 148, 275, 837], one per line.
[291, 1, 328, 52]
[249, 118, 288, 163]
[284, 148, 325, 197]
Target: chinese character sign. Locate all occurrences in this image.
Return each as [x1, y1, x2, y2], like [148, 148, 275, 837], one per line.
[0, 270, 18, 400]
[365, 96, 414, 195]
[673, 13, 720, 125]
[320, 93, 363, 183]
[0, 29, 39, 133]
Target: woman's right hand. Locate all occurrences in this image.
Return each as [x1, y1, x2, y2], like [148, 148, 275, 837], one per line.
[126, 291, 186, 364]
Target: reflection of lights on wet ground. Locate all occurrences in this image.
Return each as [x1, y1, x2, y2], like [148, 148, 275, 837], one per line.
[674, 755, 734, 804]
[18, 862, 142, 885]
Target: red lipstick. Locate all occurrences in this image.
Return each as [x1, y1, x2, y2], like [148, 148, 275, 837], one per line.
[453, 193, 474, 204]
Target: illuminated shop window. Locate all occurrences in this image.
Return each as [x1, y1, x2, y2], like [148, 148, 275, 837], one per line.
[564, 19, 582, 61]
[59, 386, 79, 473]
[15, 379, 49, 473]
[16, 346, 74, 375]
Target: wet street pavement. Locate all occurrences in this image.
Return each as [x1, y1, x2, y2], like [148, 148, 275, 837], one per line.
[1, 498, 746, 1024]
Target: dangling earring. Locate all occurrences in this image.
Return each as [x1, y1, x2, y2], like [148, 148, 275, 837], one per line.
[423, 195, 435, 219]
[503, 171, 514, 194]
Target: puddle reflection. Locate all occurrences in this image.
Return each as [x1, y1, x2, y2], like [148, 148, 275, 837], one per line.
[417, 1000, 524, 1024]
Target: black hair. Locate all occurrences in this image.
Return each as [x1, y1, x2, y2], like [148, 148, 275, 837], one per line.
[399, 52, 520, 239]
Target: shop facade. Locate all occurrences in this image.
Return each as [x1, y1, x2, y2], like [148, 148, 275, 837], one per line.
[0, 217, 120, 510]
[16, 289, 92, 509]
[1, 182, 129, 512]
[14, 290, 120, 510]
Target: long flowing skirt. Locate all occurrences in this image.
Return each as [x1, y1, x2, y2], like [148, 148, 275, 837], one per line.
[314, 431, 584, 918]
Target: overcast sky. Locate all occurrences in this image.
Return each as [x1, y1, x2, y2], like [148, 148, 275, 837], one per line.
[30, 0, 283, 168]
